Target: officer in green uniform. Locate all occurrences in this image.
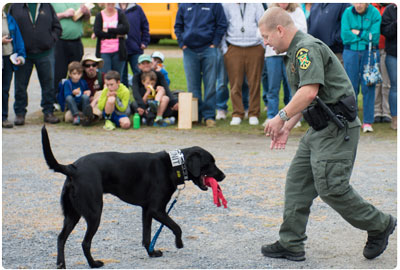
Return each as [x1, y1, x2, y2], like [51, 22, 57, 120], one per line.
[258, 7, 396, 262]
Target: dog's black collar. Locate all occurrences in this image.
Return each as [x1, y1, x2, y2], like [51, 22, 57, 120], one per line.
[168, 149, 189, 185]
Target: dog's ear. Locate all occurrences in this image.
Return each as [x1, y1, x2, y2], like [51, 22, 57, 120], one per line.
[186, 152, 201, 178]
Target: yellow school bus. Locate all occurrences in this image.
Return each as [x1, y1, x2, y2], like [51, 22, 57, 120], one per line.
[139, 3, 178, 43]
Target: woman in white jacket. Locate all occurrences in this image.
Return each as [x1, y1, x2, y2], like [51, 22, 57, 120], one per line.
[262, 3, 307, 127]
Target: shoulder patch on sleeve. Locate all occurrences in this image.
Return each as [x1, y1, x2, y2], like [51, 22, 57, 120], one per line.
[296, 48, 311, 70]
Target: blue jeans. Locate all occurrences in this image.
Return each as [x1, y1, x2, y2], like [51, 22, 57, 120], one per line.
[343, 49, 378, 124]
[183, 47, 217, 121]
[261, 63, 268, 107]
[386, 54, 397, 116]
[122, 53, 140, 87]
[101, 52, 126, 78]
[265, 56, 292, 119]
[65, 94, 90, 116]
[14, 52, 55, 115]
[2, 56, 14, 120]
[216, 49, 249, 111]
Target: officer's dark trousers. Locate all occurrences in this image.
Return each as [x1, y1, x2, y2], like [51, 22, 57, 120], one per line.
[279, 120, 390, 252]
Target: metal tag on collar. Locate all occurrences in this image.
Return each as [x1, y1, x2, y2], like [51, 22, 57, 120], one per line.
[169, 149, 189, 181]
[169, 149, 184, 167]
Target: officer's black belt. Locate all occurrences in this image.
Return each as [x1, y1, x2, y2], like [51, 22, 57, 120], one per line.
[302, 95, 357, 134]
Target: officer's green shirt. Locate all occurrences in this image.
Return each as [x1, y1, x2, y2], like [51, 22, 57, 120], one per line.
[51, 3, 84, 40]
[285, 31, 355, 105]
[284, 30, 360, 127]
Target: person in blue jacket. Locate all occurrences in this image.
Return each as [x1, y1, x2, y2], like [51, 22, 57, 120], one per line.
[341, 3, 381, 133]
[307, 3, 350, 63]
[2, 9, 26, 128]
[58, 61, 91, 126]
[174, 3, 227, 128]
[116, 3, 150, 87]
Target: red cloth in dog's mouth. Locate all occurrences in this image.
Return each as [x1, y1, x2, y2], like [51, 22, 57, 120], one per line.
[204, 176, 227, 208]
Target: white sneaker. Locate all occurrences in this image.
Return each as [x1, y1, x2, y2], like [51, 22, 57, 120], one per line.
[244, 109, 249, 119]
[262, 118, 271, 127]
[294, 121, 302, 128]
[230, 117, 242, 125]
[249, 116, 259, 125]
[54, 103, 61, 112]
[216, 110, 227, 120]
[362, 123, 374, 133]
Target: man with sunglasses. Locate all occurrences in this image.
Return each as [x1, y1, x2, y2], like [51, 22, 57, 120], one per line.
[81, 53, 105, 120]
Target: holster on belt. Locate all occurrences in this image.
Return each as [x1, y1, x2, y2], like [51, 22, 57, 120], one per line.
[302, 95, 357, 131]
[302, 104, 329, 131]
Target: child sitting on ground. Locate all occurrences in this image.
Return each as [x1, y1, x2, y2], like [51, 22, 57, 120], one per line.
[151, 51, 170, 85]
[141, 70, 170, 126]
[97, 70, 131, 130]
[59, 61, 93, 126]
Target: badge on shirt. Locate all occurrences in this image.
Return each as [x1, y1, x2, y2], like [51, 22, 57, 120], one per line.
[296, 48, 311, 70]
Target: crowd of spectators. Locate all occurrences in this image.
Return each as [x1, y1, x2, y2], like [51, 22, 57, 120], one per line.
[2, 3, 397, 131]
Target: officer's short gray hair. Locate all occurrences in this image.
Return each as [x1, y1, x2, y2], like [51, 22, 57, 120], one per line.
[258, 7, 295, 31]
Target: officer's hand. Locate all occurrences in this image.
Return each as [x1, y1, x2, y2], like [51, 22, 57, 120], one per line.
[264, 115, 285, 141]
[270, 129, 289, 150]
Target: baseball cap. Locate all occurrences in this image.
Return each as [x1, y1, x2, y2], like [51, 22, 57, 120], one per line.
[138, 54, 152, 64]
[151, 51, 165, 62]
[81, 53, 104, 68]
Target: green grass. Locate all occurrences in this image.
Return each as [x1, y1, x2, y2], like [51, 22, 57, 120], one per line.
[78, 38, 396, 139]
[82, 37, 96, 48]
[164, 58, 187, 91]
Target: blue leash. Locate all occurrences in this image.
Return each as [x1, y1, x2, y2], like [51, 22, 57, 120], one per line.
[149, 187, 183, 253]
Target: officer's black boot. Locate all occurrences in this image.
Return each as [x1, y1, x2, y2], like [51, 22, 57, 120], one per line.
[261, 241, 305, 261]
[363, 215, 397, 259]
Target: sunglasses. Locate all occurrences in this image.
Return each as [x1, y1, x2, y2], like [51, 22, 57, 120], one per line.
[83, 63, 98, 68]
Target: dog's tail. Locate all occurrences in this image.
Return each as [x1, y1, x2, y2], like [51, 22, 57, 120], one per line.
[41, 125, 74, 176]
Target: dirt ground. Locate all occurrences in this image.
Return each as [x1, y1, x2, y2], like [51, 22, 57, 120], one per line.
[2, 122, 397, 269]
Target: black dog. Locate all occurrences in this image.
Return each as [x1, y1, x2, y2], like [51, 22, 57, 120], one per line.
[41, 126, 225, 268]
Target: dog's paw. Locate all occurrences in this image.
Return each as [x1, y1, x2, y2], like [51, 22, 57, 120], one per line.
[89, 260, 104, 268]
[176, 238, 184, 249]
[149, 250, 163, 257]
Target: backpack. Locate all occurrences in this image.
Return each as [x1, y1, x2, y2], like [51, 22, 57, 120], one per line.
[57, 79, 71, 112]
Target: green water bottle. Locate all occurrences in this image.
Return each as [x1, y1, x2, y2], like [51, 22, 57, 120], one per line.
[133, 113, 140, 129]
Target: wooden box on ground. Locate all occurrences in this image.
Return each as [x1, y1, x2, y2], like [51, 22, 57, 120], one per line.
[178, 92, 198, 129]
